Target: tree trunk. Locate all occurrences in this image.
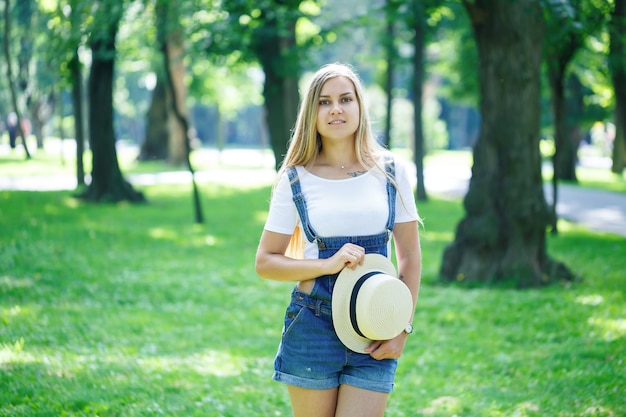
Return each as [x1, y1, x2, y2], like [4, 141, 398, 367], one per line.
[383, 0, 396, 148]
[2, 0, 31, 160]
[158, 0, 203, 224]
[138, 73, 169, 161]
[139, 0, 189, 166]
[609, 0, 626, 174]
[546, 42, 579, 183]
[412, 0, 427, 201]
[548, 65, 565, 234]
[69, 2, 85, 186]
[77, 10, 144, 203]
[549, 66, 578, 181]
[442, 0, 573, 287]
[565, 74, 584, 172]
[70, 52, 86, 187]
[164, 33, 189, 166]
[255, 20, 300, 171]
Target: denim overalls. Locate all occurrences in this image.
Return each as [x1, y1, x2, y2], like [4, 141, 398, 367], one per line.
[272, 159, 400, 393]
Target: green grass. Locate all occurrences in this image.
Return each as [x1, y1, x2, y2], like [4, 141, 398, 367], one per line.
[1, 174, 624, 416]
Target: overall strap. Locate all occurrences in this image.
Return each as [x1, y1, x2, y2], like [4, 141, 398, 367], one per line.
[287, 167, 318, 243]
[384, 156, 397, 233]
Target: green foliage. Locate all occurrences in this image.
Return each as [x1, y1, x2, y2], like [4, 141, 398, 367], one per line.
[1, 157, 625, 415]
[427, 1, 479, 107]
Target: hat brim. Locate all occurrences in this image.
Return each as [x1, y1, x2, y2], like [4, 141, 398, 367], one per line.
[332, 253, 399, 353]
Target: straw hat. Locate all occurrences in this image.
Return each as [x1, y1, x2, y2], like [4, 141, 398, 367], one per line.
[332, 253, 413, 353]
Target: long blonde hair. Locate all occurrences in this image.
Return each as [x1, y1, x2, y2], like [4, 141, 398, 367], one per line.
[277, 63, 395, 258]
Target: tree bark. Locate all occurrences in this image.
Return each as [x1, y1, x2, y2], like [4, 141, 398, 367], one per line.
[254, 17, 300, 171]
[138, 0, 188, 165]
[164, 27, 189, 166]
[69, 52, 86, 186]
[2, 0, 31, 159]
[412, 0, 427, 201]
[609, 0, 626, 173]
[383, 0, 396, 148]
[549, 63, 578, 181]
[442, 0, 573, 287]
[158, 0, 203, 223]
[138, 73, 169, 161]
[77, 7, 144, 203]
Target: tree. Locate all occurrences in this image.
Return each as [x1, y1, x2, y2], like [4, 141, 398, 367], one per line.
[543, 0, 611, 233]
[158, 0, 204, 223]
[441, 0, 573, 287]
[609, 0, 626, 173]
[77, 0, 144, 203]
[405, 0, 449, 201]
[138, 0, 190, 165]
[222, 1, 309, 170]
[410, 0, 427, 201]
[139, 72, 169, 161]
[67, 0, 87, 187]
[2, 0, 32, 159]
[158, 0, 189, 166]
[382, 0, 398, 149]
[68, 47, 86, 186]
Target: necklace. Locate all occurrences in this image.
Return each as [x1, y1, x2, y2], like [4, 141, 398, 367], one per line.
[340, 165, 345, 169]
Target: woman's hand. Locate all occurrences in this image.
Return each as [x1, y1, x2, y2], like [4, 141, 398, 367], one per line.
[327, 243, 365, 273]
[365, 333, 409, 360]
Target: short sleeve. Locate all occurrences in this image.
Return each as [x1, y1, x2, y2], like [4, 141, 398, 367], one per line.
[394, 158, 419, 223]
[263, 171, 300, 235]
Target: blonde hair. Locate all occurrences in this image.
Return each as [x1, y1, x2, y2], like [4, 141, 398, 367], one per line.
[277, 62, 396, 258]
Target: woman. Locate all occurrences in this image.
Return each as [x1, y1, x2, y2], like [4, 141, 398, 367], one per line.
[255, 62, 422, 417]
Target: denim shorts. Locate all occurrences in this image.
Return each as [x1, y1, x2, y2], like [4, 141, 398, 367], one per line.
[272, 289, 398, 393]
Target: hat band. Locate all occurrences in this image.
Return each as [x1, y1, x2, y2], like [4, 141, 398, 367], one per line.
[349, 271, 381, 338]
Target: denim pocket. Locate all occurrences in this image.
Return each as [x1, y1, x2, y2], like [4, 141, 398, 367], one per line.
[282, 302, 306, 338]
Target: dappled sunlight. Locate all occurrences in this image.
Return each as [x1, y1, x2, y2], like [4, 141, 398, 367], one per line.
[580, 405, 618, 417]
[62, 196, 81, 209]
[0, 338, 35, 366]
[146, 228, 221, 247]
[419, 229, 455, 243]
[254, 210, 269, 224]
[418, 396, 463, 416]
[575, 294, 625, 341]
[1, 340, 246, 380]
[576, 294, 605, 306]
[136, 349, 245, 377]
[148, 227, 180, 240]
[588, 317, 626, 342]
[0, 275, 36, 291]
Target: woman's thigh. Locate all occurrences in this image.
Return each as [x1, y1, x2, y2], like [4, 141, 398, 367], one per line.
[335, 384, 389, 417]
[287, 385, 338, 417]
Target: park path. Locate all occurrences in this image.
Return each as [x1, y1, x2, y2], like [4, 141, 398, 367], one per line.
[1, 148, 625, 238]
[423, 159, 626, 238]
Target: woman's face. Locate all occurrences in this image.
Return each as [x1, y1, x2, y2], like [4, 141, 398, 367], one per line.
[316, 76, 360, 143]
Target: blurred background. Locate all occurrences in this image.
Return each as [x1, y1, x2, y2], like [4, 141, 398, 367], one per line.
[0, 0, 621, 173]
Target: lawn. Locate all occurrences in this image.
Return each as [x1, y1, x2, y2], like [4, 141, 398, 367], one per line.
[1, 144, 625, 416]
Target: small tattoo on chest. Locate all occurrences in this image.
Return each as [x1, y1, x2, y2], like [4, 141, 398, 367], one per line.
[346, 170, 368, 178]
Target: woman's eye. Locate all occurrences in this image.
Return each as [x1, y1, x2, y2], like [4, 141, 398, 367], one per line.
[319, 99, 330, 105]
[342, 97, 353, 103]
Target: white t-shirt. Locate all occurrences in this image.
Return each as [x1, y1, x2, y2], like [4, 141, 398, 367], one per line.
[264, 157, 419, 259]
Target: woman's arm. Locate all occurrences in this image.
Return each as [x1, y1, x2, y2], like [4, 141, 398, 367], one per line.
[393, 220, 422, 310]
[255, 229, 365, 282]
[366, 220, 421, 359]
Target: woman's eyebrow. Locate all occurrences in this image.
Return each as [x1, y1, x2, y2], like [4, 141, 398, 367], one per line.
[319, 91, 354, 98]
